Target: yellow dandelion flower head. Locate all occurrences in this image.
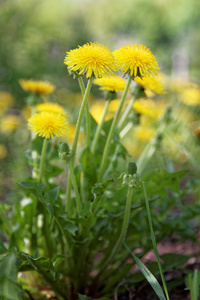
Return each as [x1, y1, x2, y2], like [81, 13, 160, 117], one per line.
[36, 102, 67, 116]
[108, 98, 130, 114]
[133, 98, 166, 119]
[139, 115, 154, 126]
[28, 112, 68, 139]
[1, 115, 20, 133]
[0, 144, 7, 159]
[90, 98, 130, 123]
[134, 75, 165, 95]
[179, 87, 200, 106]
[90, 100, 105, 123]
[63, 124, 84, 147]
[134, 125, 156, 142]
[93, 75, 126, 92]
[113, 44, 160, 77]
[169, 78, 199, 93]
[64, 42, 116, 78]
[122, 134, 143, 158]
[19, 79, 55, 95]
[0, 92, 14, 114]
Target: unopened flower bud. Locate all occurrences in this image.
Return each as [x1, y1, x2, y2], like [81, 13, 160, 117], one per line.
[58, 142, 72, 163]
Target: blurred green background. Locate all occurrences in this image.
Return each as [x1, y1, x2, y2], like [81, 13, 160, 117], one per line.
[1, 0, 200, 107]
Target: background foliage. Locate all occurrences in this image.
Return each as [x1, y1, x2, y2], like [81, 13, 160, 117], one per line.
[0, 0, 200, 106]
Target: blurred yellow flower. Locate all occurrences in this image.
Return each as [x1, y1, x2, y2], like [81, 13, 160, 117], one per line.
[28, 112, 68, 139]
[93, 75, 126, 92]
[134, 75, 165, 95]
[90, 100, 106, 123]
[169, 78, 198, 93]
[21, 106, 32, 120]
[0, 144, 7, 159]
[36, 102, 67, 116]
[0, 92, 14, 115]
[113, 44, 160, 77]
[90, 98, 129, 123]
[63, 124, 84, 147]
[134, 125, 156, 141]
[133, 99, 166, 119]
[19, 79, 55, 95]
[64, 42, 116, 78]
[1, 115, 20, 133]
[179, 87, 200, 106]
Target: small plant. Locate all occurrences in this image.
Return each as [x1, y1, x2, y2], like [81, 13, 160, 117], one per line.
[1, 41, 200, 300]
[186, 270, 200, 300]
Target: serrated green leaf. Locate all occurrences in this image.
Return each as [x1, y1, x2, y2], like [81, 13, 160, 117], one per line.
[44, 186, 60, 205]
[91, 179, 114, 196]
[0, 252, 21, 300]
[0, 239, 7, 254]
[63, 221, 78, 236]
[17, 181, 45, 198]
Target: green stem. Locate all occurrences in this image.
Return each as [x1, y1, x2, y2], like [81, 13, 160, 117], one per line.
[98, 76, 132, 182]
[37, 138, 53, 257]
[42, 206, 53, 258]
[142, 182, 170, 300]
[66, 76, 93, 211]
[78, 75, 91, 148]
[96, 181, 133, 278]
[38, 138, 48, 183]
[91, 100, 110, 154]
[118, 96, 135, 131]
[77, 75, 85, 95]
[67, 161, 81, 216]
[119, 121, 133, 139]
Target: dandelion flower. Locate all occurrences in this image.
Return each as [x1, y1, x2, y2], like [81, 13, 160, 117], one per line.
[36, 102, 67, 116]
[28, 112, 68, 139]
[19, 79, 55, 95]
[179, 87, 200, 106]
[134, 125, 156, 141]
[63, 124, 84, 147]
[90, 98, 129, 123]
[0, 92, 14, 115]
[133, 99, 166, 120]
[1, 115, 20, 133]
[93, 75, 126, 92]
[64, 42, 116, 78]
[134, 76, 165, 95]
[113, 44, 160, 77]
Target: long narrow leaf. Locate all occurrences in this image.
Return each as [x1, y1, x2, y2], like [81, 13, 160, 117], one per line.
[123, 241, 167, 300]
[193, 270, 199, 300]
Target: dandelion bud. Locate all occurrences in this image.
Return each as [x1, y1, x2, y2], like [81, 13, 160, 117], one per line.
[58, 142, 72, 163]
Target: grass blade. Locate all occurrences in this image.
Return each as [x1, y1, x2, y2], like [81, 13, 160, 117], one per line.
[123, 241, 167, 300]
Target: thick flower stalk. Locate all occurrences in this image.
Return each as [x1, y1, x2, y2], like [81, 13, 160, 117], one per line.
[98, 44, 160, 181]
[113, 44, 160, 77]
[64, 42, 116, 78]
[92, 75, 127, 153]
